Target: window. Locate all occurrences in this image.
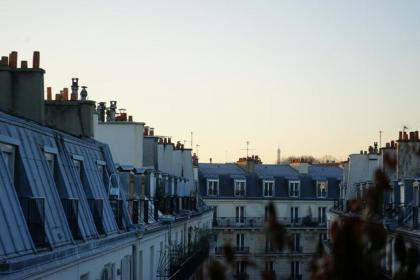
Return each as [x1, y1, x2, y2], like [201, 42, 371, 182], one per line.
[291, 261, 300, 279]
[73, 160, 82, 179]
[265, 261, 274, 273]
[0, 143, 15, 182]
[235, 206, 245, 224]
[319, 232, 327, 241]
[138, 250, 143, 280]
[265, 238, 273, 252]
[234, 180, 246, 196]
[292, 233, 301, 252]
[207, 179, 219, 196]
[235, 261, 247, 277]
[289, 180, 300, 197]
[44, 153, 55, 174]
[290, 207, 299, 224]
[318, 207, 326, 224]
[263, 180, 274, 197]
[150, 246, 155, 280]
[316, 181, 328, 198]
[236, 233, 245, 251]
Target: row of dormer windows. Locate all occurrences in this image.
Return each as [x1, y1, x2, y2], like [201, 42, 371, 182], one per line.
[206, 178, 329, 198]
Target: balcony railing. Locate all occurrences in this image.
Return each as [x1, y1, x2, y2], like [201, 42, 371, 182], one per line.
[215, 246, 250, 254]
[213, 217, 326, 228]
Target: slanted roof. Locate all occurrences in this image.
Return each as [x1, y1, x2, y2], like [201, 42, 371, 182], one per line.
[255, 164, 300, 180]
[308, 165, 343, 180]
[198, 163, 245, 178]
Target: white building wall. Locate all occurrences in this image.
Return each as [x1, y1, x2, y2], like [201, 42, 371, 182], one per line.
[95, 122, 145, 167]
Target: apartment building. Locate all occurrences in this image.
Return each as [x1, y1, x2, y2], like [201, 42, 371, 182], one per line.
[0, 51, 212, 280]
[199, 156, 342, 279]
[329, 131, 420, 278]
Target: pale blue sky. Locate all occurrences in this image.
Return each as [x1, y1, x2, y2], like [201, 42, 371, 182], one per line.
[1, 1, 420, 163]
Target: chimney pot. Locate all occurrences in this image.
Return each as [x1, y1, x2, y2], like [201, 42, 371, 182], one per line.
[128, 115, 133, 122]
[47, 87, 52, 101]
[0, 56, 8, 66]
[144, 126, 149, 136]
[415, 131, 419, 140]
[399, 131, 403, 140]
[20, 60, 28, 69]
[63, 88, 69, 100]
[32, 51, 40, 69]
[55, 93, 61, 101]
[150, 128, 154, 136]
[391, 140, 395, 148]
[404, 132, 408, 140]
[9, 51, 17, 68]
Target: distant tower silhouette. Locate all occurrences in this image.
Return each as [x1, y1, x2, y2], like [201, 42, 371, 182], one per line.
[276, 147, 281, 164]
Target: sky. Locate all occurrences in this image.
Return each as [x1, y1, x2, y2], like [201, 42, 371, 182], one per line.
[1, 0, 420, 163]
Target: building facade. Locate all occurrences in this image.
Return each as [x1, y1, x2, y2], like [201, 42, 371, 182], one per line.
[0, 51, 212, 280]
[199, 157, 342, 279]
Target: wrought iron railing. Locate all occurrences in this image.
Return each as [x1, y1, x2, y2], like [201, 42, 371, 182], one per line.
[213, 217, 326, 228]
[215, 246, 250, 254]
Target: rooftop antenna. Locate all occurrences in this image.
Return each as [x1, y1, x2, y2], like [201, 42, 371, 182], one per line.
[379, 130, 382, 150]
[241, 141, 254, 158]
[191, 132, 193, 150]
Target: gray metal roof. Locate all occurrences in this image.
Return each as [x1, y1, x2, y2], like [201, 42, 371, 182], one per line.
[0, 111, 123, 260]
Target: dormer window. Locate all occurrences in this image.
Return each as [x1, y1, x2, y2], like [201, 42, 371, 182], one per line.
[0, 143, 15, 182]
[234, 179, 246, 197]
[289, 180, 300, 198]
[207, 179, 219, 196]
[316, 181, 328, 198]
[263, 180, 274, 197]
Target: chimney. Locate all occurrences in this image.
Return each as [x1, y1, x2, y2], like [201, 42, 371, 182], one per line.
[210, 158, 212, 164]
[63, 88, 69, 100]
[9, 51, 17, 68]
[399, 131, 403, 140]
[0, 56, 8, 66]
[416, 131, 419, 140]
[410, 132, 415, 140]
[0, 51, 45, 123]
[150, 127, 154, 136]
[391, 140, 395, 148]
[404, 132, 408, 140]
[20, 61, 28, 69]
[46, 87, 52, 101]
[71, 78, 79, 100]
[144, 126, 149, 136]
[128, 115, 133, 122]
[32, 51, 40, 69]
[44, 78, 96, 138]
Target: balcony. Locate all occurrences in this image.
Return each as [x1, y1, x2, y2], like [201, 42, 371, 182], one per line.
[215, 246, 250, 255]
[213, 217, 326, 229]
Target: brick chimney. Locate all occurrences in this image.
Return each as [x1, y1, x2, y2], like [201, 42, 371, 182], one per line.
[0, 51, 45, 124]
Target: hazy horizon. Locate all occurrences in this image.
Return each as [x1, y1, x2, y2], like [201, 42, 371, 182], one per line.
[2, 0, 420, 163]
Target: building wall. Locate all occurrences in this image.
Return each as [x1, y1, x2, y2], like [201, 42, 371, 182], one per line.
[95, 122, 144, 167]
